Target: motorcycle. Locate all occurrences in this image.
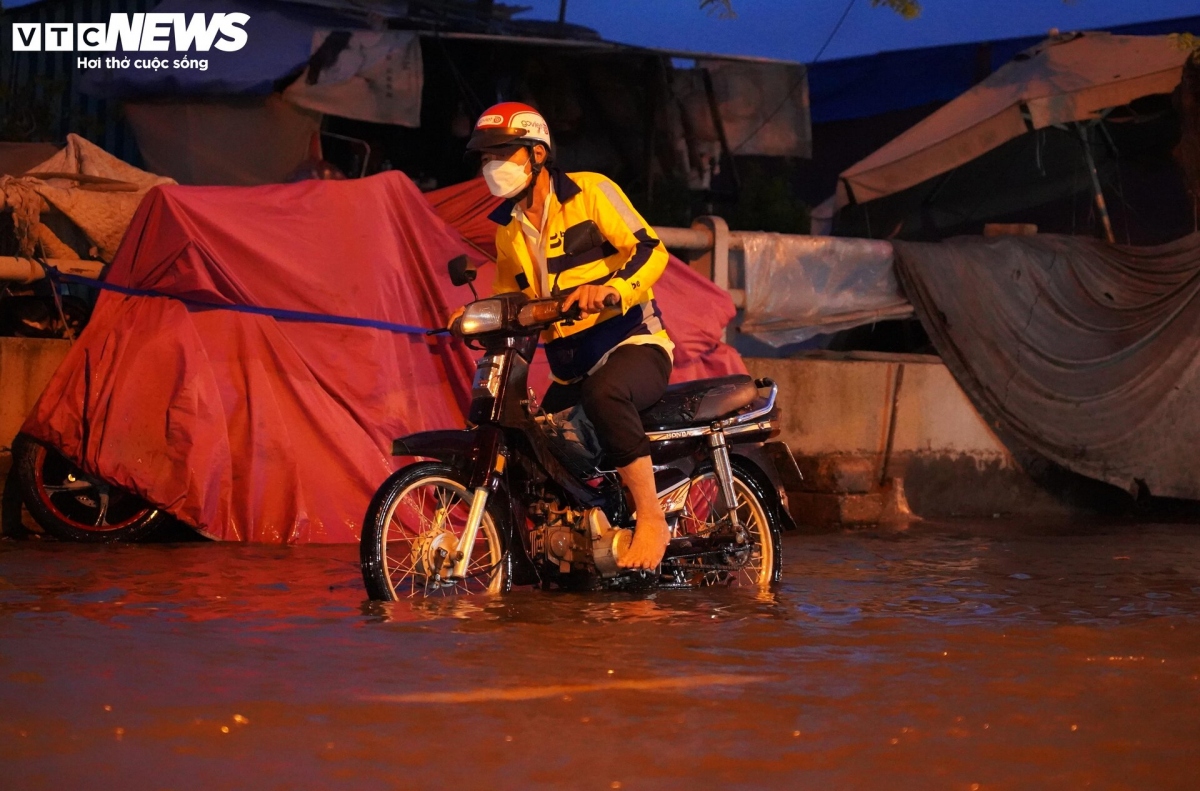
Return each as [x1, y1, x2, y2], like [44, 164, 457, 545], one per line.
[359, 252, 802, 600]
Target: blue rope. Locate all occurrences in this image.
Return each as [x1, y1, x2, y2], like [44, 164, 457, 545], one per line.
[42, 263, 437, 337]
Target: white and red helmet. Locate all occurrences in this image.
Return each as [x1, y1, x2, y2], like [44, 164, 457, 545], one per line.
[467, 101, 551, 153]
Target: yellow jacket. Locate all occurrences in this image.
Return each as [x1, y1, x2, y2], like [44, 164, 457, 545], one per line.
[489, 169, 672, 382]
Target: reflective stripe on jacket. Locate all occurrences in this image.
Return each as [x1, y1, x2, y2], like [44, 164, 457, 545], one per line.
[489, 169, 671, 382]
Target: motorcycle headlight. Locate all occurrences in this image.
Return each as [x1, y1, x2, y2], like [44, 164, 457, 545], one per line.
[459, 300, 504, 335]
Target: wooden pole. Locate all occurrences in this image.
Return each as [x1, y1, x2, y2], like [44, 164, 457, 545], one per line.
[1077, 122, 1115, 244]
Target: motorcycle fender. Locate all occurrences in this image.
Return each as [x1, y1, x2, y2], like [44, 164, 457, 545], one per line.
[392, 429, 479, 473]
[763, 441, 805, 492]
[731, 442, 801, 532]
[393, 426, 504, 491]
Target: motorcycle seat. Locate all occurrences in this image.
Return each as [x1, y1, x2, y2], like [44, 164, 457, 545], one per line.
[640, 375, 759, 431]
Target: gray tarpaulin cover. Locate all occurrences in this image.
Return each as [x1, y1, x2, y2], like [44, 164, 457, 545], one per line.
[284, 31, 423, 128]
[836, 33, 1188, 209]
[894, 233, 1200, 500]
[670, 63, 812, 160]
[740, 233, 911, 346]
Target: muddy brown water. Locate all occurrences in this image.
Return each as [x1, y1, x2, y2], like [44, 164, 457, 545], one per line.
[1, 520, 1199, 790]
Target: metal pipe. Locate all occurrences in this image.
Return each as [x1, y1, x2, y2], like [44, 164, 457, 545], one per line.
[653, 220, 747, 313]
[717, 380, 778, 428]
[0, 256, 105, 284]
[652, 225, 757, 251]
[693, 216, 731, 308]
[653, 226, 711, 249]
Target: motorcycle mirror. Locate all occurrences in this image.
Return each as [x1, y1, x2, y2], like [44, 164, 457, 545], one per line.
[448, 255, 477, 287]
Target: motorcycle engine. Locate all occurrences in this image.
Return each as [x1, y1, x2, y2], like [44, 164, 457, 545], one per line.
[528, 498, 632, 579]
[528, 500, 590, 575]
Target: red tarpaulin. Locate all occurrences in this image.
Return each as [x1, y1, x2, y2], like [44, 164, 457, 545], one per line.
[425, 176, 503, 259]
[23, 172, 744, 542]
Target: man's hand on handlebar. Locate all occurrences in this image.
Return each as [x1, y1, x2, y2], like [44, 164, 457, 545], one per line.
[562, 285, 620, 317]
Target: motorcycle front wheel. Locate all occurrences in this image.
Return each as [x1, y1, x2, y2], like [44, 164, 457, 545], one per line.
[360, 462, 510, 601]
[667, 462, 783, 588]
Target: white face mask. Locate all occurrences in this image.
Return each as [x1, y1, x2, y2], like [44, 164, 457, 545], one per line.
[482, 159, 532, 198]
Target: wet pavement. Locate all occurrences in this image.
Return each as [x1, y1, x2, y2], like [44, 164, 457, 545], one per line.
[2, 519, 1199, 790]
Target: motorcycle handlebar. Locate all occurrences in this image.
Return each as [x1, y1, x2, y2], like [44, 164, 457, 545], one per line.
[559, 291, 619, 324]
[449, 291, 622, 338]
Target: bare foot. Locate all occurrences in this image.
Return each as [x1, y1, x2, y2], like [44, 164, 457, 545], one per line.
[615, 455, 671, 571]
[617, 516, 671, 570]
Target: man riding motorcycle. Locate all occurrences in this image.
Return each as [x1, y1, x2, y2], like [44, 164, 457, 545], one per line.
[458, 101, 673, 571]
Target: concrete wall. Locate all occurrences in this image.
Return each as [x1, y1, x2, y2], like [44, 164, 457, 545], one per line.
[746, 353, 1010, 456]
[0, 340, 1089, 531]
[0, 337, 71, 503]
[745, 353, 1077, 524]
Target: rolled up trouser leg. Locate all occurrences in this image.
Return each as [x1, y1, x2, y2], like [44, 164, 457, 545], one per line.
[579, 345, 672, 469]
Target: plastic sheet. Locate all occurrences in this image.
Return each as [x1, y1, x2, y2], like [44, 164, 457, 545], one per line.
[895, 232, 1200, 501]
[739, 233, 911, 346]
[124, 96, 322, 186]
[672, 61, 811, 158]
[1, 134, 175, 262]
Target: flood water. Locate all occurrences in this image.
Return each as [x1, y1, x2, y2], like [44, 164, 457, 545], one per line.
[2, 520, 1199, 789]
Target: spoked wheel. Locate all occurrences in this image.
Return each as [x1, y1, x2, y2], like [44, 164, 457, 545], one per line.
[12, 433, 166, 542]
[666, 463, 782, 588]
[360, 462, 509, 601]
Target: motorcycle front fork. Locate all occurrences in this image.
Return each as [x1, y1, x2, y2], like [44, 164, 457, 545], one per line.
[708, 430, 744, 537]
[450, 486, 491, 579]
[448, 441, 507, 581]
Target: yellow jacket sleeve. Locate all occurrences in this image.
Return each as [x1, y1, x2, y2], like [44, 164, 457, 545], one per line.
[588, 177, 669, 313]
[492, 228, 521, 295]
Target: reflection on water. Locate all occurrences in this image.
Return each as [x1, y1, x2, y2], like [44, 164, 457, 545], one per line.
[2, 520, 1199, 789]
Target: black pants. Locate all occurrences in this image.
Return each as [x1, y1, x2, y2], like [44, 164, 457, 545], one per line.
[541, 344, 672, 468]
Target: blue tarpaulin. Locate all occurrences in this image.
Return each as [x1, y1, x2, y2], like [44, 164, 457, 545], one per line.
[807, 15, 1200, 123]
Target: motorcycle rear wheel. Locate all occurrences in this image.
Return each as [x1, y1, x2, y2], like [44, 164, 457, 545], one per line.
[360, 462, 509, 601]
[667, 463, 783, 588]
[12, 433, 166, 543]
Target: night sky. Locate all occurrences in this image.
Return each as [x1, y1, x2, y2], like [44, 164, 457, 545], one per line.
[517, 0, 1200, 61]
